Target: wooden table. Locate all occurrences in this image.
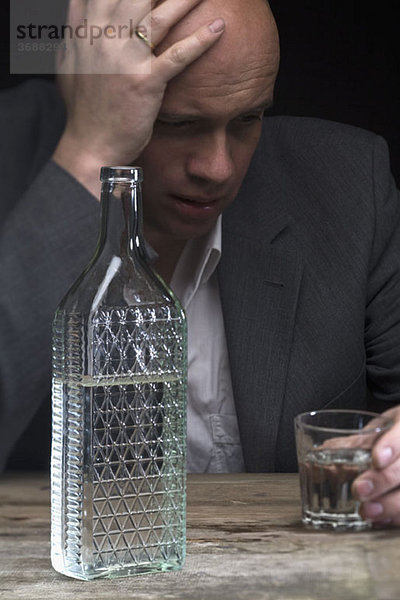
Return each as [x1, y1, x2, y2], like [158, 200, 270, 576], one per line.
[0, 473, 399, 600]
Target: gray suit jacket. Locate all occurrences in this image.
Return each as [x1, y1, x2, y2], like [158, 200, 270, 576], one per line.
[1, 80, 399, 472]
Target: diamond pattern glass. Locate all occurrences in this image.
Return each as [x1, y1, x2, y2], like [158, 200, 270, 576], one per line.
[51, 168, 187, 581]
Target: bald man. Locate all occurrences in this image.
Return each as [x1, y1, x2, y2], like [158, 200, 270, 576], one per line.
[1, 0, 400, 526]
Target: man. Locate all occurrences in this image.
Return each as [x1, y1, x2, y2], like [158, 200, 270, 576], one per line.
[1, 0, 400, 526]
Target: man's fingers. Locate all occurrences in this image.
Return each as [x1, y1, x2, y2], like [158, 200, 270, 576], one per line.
[66, 0, 87, 30]
[371, 406, 400, 469]
[137, 0, 203, 47]
[153, 18, 225, 82]
[80, 0, 152, 30]
[110, 0, 154, 27]
[353, 457, 400, 502]
[351, 407, 399, 521]
[359, 486, 400, 526]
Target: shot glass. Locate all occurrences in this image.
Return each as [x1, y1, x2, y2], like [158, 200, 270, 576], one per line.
[294, 409, 393, 531]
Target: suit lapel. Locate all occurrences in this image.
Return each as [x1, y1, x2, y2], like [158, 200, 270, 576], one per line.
[219, 212, 303, 472]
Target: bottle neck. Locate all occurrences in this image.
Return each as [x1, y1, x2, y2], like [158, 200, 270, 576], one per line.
[99, 179, 146, 260]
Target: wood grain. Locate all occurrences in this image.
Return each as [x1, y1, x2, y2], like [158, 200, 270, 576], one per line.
[0, 472, 399, 600]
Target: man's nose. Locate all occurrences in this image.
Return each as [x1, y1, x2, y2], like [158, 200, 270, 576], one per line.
[186, 132, 234, 185]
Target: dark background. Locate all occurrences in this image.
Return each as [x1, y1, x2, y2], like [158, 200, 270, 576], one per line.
[270, 0, 400, 184]
[3, 0, 400, 469]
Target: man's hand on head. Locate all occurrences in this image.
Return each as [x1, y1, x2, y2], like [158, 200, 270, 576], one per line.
[52, 0, 225, 197]
[352, 405, 400, 527]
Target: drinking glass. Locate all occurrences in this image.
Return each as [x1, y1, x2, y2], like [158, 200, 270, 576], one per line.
[294, 409, 393, 531]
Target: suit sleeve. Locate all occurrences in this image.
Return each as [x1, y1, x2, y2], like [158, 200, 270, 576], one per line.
[0, 160, 99, 472]
[365, 136, 400, 404]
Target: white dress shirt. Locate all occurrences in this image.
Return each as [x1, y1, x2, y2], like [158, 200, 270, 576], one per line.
[170, 217, 245, 473]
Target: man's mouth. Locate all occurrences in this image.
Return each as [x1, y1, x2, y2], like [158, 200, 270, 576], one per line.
[167, 194, 222, 221]
[173, 195, 219, 207]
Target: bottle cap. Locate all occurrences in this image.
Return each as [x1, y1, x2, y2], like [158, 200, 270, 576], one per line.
[100, 166, 143, 182]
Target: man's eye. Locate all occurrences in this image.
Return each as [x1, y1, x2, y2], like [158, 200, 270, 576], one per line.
[237, 113, 263, 124]
[156, 119, 194, 129]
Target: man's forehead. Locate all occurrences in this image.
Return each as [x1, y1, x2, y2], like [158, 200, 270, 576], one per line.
[162, 47, 277, 119]
[157, 0, 278, 62]
[161, 73, 275, 122]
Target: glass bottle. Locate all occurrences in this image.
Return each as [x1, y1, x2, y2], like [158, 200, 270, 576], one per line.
[51, 166, 187, 580]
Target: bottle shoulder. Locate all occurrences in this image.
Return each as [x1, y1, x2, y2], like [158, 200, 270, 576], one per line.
[56, 252, 185, 321]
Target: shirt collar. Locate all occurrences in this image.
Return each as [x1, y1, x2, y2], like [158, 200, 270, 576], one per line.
[170, 216, 222, 308]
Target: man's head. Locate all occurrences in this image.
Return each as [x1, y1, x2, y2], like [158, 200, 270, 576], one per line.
[138, 0, 280, 247]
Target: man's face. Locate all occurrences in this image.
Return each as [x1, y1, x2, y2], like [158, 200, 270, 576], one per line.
[137, 1, 279, 245]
